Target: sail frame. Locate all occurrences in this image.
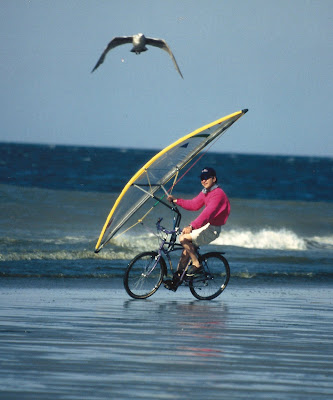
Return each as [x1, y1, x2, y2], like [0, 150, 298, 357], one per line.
[95, 109, 248, 252]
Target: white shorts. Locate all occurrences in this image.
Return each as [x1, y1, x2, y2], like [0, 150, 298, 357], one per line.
[190, 223, 221, 247]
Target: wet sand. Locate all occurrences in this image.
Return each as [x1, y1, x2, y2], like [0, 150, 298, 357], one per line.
[0, 278, 332, 400]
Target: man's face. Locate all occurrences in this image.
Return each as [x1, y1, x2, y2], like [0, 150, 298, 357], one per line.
[201, 176, 217, 191]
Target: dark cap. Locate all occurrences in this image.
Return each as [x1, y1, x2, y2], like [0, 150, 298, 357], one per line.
[200, 167, 216, 180]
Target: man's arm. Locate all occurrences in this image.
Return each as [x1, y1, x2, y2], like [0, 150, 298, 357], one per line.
[190, 190, 228, 229]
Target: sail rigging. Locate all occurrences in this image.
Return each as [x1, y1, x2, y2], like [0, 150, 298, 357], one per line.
[95, 109, 248, 252]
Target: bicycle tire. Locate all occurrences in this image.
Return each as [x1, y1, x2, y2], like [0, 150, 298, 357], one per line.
[189, 252, 230, 300]
[123, 251, 166, 299]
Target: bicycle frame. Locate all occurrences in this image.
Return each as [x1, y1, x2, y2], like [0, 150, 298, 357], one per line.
[123, 207, 231, 299]
[130, 187, 213, 282]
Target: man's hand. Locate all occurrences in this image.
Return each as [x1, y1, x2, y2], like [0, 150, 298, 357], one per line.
[182, 225, 193, 234]
[167, 195, 177, 203]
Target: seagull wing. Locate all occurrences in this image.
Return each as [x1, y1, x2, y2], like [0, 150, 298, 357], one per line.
[145, 38, 183, 79]
[91, 36, 133, 72]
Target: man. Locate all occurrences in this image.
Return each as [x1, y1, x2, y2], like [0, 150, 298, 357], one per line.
[167, 167, 230, 277]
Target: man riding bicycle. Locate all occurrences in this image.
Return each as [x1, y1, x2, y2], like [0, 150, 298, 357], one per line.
[167, 167, 230, 279]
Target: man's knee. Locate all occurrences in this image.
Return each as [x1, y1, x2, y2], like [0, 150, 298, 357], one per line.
[179, 233, 192, 245]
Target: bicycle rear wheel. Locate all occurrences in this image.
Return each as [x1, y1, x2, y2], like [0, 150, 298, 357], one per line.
[123, 251, 166, 299]
[189, 252, 230, 300]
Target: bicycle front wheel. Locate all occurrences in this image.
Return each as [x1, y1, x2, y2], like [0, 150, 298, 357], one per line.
[123, 251, 166, 299]
[189, 252, 230, 300]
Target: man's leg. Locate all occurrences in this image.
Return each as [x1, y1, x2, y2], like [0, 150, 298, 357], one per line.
[179, 233, 200, 269]
[177, 249, 190, 272]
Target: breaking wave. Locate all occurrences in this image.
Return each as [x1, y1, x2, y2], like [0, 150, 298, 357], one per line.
[0, 229, 332, 263]
[215, 228, 308, 250]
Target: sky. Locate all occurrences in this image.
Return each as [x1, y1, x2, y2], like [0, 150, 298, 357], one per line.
[1, 0, 332, 157]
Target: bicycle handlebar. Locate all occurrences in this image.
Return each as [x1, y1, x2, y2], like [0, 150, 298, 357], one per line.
[156, 218, 179, 235]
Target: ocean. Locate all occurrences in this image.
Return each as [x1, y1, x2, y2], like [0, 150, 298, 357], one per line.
[1, 143, 333, 399]
[1, 143, 332, 281]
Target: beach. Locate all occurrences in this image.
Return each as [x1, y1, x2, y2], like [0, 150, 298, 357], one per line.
[1, 278, 332, 400]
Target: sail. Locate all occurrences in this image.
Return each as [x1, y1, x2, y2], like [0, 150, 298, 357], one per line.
[95, 109, 248, 252]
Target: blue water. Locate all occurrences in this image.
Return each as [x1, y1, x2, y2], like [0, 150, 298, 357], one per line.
[2, 143, 332, 201]
[0, 143, 332, 280]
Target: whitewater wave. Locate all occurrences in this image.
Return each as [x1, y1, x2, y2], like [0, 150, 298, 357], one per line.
[111, 229, 333, 252]
[214, 228, 308, 250]
[1, 230, 332, 263]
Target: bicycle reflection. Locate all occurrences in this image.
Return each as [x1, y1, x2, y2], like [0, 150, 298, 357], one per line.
[173, 302, 228, 358]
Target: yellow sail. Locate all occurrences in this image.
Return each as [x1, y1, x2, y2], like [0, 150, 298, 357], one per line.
[95, 109, 248, 252]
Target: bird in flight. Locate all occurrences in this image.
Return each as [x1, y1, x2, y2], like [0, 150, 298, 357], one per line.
[91, 33, 183, 78]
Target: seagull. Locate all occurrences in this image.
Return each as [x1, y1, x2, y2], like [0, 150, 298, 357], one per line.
[91, 33, 183, 78]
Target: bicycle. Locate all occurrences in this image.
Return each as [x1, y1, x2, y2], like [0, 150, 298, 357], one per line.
[123, 210, 230, 300]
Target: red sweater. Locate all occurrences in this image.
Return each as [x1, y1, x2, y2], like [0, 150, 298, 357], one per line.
[177, 187, 230, 229]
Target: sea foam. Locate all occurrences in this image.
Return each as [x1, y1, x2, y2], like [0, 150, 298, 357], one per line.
[214, 228, 308, 250]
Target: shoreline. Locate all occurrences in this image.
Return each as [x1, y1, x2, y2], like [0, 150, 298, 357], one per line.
[1, 275, 332, 288]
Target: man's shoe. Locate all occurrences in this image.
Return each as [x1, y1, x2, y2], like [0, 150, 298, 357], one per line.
[163, 279, 178, 292]
[186, 265, 204, 277]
